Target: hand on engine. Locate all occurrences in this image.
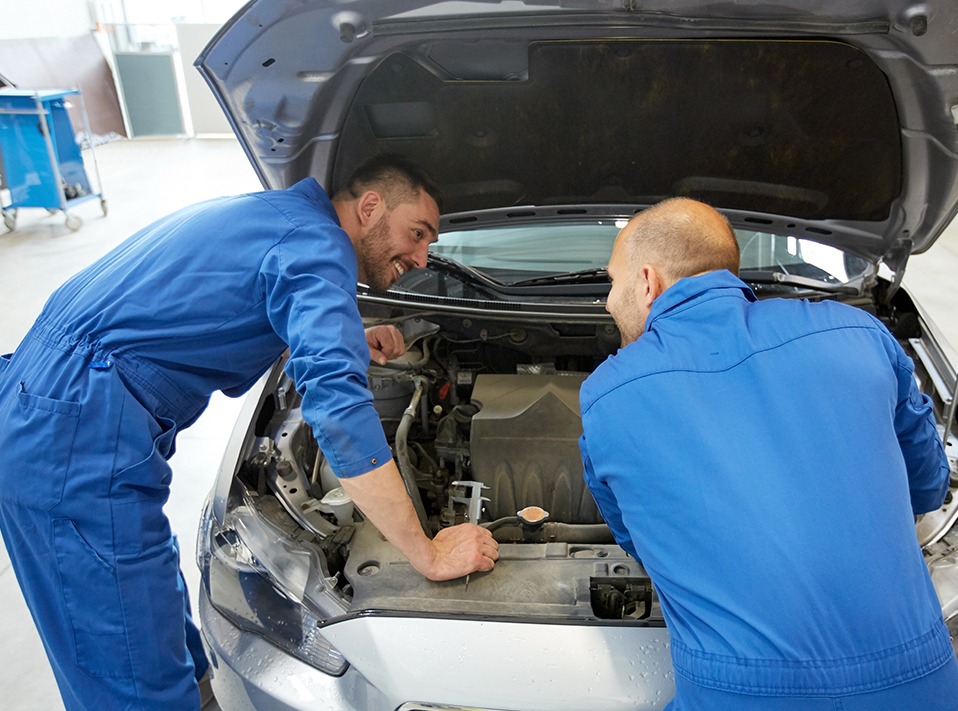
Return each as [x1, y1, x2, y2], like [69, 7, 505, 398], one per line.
[365, 324, 405, 365]
[338, 460, 498, 583]
[417, 523, 499, 582]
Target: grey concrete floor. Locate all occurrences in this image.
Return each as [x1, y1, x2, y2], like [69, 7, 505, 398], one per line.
[0, 137, 956, 710]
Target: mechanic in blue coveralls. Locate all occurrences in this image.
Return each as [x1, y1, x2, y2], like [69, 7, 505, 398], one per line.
[580, 198, 958, 710]
[0, 154, 499, 710]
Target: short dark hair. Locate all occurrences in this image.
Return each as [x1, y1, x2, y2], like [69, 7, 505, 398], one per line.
[338, 153, 443, 213]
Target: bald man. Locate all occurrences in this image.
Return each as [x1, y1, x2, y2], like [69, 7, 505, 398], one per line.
[579, 198, 958, 709]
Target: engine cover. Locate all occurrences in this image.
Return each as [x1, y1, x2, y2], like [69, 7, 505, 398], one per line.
[469, 373, 602, 524]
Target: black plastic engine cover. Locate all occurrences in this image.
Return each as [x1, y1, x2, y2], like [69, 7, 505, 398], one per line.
[469, 373, 602, 524]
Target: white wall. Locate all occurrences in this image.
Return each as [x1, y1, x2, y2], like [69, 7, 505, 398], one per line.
[0, 0, 245, 42]
[0, 0, 93, 40]
[112, 0, 240, 24]
[175, 23, 234, 134]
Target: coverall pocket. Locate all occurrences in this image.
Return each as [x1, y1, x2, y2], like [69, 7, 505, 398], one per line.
[8, 385, 80, 511]
[111, 415, 176, 504]
[53, 518, 134, 679]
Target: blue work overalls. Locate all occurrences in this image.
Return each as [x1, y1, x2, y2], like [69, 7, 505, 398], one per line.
[0, 178, 389, 709]
[0, 330, 200, 707]
[580, 271, 958, 709]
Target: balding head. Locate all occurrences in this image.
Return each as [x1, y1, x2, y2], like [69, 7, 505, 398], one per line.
[605, 198, 740, 346]
[621, 198, 740, 287]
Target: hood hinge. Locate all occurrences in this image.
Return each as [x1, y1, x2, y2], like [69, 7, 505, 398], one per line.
[880, 237, 912, 304]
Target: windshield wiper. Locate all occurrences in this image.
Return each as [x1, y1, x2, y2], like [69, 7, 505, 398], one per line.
[511, 266, 857, 294]
[425, 253, 507, 289]
[740, 269, 861, 295]
[511, 266, 609, 287]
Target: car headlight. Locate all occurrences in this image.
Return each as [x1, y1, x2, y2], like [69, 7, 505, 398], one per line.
[198, 497, 349, 676]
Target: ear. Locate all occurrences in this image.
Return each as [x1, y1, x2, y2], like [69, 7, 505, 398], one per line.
[639, 265, 667, 308]
[356, 190, 386, 227]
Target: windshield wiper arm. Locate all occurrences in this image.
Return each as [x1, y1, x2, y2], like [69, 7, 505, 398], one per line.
[516, 266, 857, 294]
[425, 253, 506, 290]
[511, 266, 609, 287]
[740, 269, 861, 295]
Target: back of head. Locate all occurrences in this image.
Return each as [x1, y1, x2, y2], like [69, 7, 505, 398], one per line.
[336, 153, 443, 212]
[624, 198, 739, 286]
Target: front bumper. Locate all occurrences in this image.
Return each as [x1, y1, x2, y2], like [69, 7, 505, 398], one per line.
[200, 583, 675, 710]
[200, 587, 393, 711]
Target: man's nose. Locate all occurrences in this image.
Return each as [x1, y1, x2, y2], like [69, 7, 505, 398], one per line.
[411, 243, 429, 269]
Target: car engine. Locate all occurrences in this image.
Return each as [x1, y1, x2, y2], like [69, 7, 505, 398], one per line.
[230, 317, 650, 621]
[226, 308, 958, 633]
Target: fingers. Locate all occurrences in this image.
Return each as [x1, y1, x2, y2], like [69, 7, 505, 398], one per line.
[368, 346, 388, 366]
[365, 324, 406, 364]
[465, 524, 499, 572]
[424, 523, 500, 581]
[381, 325, 405, 357]
[476, 525, 499, 563]
[475, 541, 498, 572]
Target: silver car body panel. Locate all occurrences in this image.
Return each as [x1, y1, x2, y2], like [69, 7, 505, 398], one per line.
[320, 615, 673, 710]
[202, 585, 674, 711]
[200, 592, 393, 711]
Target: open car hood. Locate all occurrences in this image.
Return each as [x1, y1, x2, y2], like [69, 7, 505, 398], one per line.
[196, 0, 958, 264]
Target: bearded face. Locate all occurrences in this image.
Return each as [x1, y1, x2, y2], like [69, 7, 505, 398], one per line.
[610, 282, 647, 347]
[356, 214, 398, 292]
[605, 233, 649, 347]
[353, 191, 438, 292]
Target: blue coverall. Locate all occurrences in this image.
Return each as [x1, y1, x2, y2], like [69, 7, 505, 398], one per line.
[579, 270, 958, 710]
[0, 178, 389, 709]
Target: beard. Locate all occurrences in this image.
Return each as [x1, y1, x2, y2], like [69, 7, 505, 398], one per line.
[612, 287, 646, 347]
[356, 215, 397, 292]
[616, 318, 644, 348]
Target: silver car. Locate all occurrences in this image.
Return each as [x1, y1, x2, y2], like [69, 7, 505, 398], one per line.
[194, 1, 958, 708]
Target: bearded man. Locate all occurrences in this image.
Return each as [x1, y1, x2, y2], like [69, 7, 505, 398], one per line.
[0, 154, 497, 710]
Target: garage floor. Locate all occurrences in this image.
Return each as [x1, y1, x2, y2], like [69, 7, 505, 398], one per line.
[0, 137, 956, 710]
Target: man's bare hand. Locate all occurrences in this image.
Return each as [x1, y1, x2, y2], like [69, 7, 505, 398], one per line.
[339, 460, 499, 583]
[415, 523, 499, 582]
[365, 324, 405, 365]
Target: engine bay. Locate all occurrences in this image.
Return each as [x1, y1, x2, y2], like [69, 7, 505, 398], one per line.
[225, 315, 660, 622]
[219, 294, 958, 632]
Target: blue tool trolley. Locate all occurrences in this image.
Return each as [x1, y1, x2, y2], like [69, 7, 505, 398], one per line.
[0, 88, 107, 232]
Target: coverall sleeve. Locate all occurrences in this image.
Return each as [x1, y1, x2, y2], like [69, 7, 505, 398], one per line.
[580, 432, 641, 561]
[891, 342, 951, 514]
[260, 224, 392, 478]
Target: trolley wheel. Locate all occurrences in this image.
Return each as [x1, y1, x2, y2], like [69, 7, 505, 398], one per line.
[65, 213, 83, 231]
[2, 210, 15, 232]
[100, 198, 108, 217]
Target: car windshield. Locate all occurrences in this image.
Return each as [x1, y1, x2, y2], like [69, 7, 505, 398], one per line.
[429, 222, 872, 287]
